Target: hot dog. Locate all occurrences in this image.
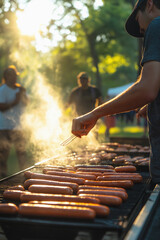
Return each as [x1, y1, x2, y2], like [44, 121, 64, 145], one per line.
[20, 192, 100, 204]
[19, 203, 96, 219]
[24, 179, 78, 192]
[24, 171, 32, 179]
[28, 201, 110, 217]
[78, 185, 126, 192]
[78, 194, 122, 206]
[29, 173, 85, 185]
[43, 168, 66, 174]
[28, 184, 73, 195]
[0, 203, 18, 215]
[115, 166, 137, 173]
[3, 190, 26, 201]
[76, 168, 114, 173]
[75, 165, 114, 169]
[84, 180, 134, 189]
[7, 185, 25, 191]
[97, 174, 142, 183]
[102, 172, 140, 176]
[77, 189, 128, 201]
[76, 172, 103, 177]
[45, 171, 96, 180]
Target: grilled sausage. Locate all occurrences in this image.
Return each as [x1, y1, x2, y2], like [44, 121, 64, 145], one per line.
[24, 171, 32, 179]
[77, 189, 128, 201]
[78, 194, 122, 206]
[19, 203, 96, 219]
[78, 185, 126, 192]
[102, 172, 140, 175]
[24, 179, 78, 192]
[115, 166, 137, 173]
[45, 171, 96, 180]
[0, 203, 18, 215]
[3, 190, 26, 201]
[75, 165, 114, 169]
[76, 168, 114, 173]
[30, 173, 85, 185]
[97, 174, 142, 183]
[28, 184, 73, 195]
[28, 201, 110, 217]
[43, 168, 66, 174]
[7, 185, 25, 191]
[84, 180, 134, 189]
[76, 171, 103, 177]
[20, 192, 100, 204]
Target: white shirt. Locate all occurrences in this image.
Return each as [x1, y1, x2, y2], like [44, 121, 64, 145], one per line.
[0, 84, 25, 130]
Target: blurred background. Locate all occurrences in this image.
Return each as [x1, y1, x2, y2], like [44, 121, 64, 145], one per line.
[0, 0, 147, 175]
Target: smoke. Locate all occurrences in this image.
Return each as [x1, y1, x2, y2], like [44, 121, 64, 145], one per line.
[10, 48, 99, 166]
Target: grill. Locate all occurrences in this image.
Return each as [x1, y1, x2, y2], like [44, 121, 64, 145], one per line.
[0, 164, 152, 240]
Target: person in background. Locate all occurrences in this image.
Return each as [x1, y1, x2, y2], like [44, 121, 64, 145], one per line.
[0, 65, 28, 178]
[68, 72, 102, 116]
[71, 0, 160, 185]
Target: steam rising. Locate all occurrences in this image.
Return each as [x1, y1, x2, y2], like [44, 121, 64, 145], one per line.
[10, 50, 99, 166]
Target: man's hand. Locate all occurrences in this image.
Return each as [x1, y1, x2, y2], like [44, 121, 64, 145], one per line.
[72, 112, 98, 138]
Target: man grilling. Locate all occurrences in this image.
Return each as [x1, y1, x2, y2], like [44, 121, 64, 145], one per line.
[71, 0, 160, 185]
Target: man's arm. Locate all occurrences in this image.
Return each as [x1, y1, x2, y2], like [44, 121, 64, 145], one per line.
[0, 88, 24, 111]
[72, 61, 160, 137]
[94, 61, 160, 118]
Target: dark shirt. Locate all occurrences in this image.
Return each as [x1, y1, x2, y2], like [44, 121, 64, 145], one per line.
[68, 86, 101, 115]
[141, 16, 160, 183]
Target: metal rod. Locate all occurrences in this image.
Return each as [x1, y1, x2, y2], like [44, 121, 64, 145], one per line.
[60, 135, 77, 146]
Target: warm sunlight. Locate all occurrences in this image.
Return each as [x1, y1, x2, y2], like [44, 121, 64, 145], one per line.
[16, 0, 53, 36]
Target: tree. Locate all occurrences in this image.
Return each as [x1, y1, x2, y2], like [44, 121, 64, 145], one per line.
[46, 0, 138, 95]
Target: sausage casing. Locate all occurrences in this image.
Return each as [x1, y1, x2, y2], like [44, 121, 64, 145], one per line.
[84, 180, 134, 189]
[20, 192, 100, 204]
[0, 203, 18, 215]
[24, 179, 78, 192]
[28, 201, 110, 217]
[19, 203, 96, 219]
[28, 184, 73, 195]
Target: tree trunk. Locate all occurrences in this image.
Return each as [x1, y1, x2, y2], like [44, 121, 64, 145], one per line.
[87, 35, 102, 92]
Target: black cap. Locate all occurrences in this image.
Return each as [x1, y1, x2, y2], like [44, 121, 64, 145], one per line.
[125, 0, 146, 38]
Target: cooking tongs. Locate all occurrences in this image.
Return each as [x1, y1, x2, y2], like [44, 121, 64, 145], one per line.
[60, 135, 77, 146]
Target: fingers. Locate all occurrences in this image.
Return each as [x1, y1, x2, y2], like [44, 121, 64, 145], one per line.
[72, 118, 87, 138]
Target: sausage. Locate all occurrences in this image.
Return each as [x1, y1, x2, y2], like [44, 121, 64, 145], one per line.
[28, 201, 110, 217]
[43, 168, 66, 174]
[30, 173, 85, 185]
[3, 190, 26, 201]
[102, 172, 140, 176]
[20, 192, 100, 204]
[77, 189, 128, 201]
[19, 203, 96, 219]
[75, 165, 114, 169]
[0, 203, 18, 215]
[76, 171, 103, 177]
[76, 168, 114, 173]
[84, 180, 134, 189]
[28, 184, 73, 195]
[7, 185, 25, 191]
[24, 179, 78, 192]
[24, 171, 32, 179]
[97, 174, 142, 183]
[78, 194, 122, 206]
[45, 171, 96, 180]
[115, 166, 137, 173]
[78, 185, 126, 192]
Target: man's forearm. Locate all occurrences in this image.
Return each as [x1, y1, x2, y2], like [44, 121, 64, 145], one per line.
[0, 101, 16, 111]
[93, 81, 151, 119]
